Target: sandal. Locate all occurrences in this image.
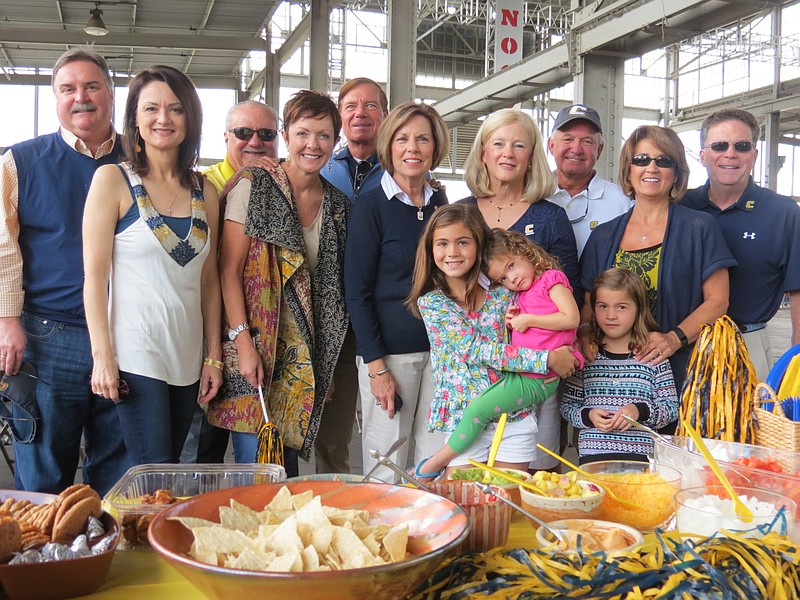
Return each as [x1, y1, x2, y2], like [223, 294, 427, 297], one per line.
[412, 458, 444, 482]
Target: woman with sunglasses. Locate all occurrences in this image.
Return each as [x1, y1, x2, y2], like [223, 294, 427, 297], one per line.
[580, 125, 736, 400]
[457, 108, 580, 472]
[83, 66, 222, 465]
[208, 90, 349, 477]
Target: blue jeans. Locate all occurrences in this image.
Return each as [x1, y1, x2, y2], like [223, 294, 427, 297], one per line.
[14, 312, 131, 496]
[231, 431, 300, 477]
[114, 371, 199, 464]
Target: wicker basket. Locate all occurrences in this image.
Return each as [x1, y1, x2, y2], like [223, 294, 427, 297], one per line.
[752, 382, 800, 454]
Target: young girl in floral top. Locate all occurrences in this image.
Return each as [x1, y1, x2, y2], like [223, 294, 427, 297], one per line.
[406, 204, 578, 479]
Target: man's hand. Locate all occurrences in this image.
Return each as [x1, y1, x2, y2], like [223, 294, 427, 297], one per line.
[0, 317, 26, 375]
[547, 345, 578, 378]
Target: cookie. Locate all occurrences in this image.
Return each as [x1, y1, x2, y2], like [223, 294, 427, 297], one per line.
[0, 516, 21, 561]
[51, 496, 101, 543]
[55, 485, 98, 520]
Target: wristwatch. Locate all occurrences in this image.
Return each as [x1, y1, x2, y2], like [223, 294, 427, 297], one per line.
[227, 322, 250, 341]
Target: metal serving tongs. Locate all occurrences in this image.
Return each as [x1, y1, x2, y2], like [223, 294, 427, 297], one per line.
[368, 445, 429, 491]
[472, 481, 567, 545]
[621, 415, 753, 486]
[361, 436, 408, 482]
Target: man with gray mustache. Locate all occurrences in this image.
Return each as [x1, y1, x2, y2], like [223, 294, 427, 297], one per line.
[0, 47, 129, 495]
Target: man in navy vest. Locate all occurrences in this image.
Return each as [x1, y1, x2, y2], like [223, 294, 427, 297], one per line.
[0, 48, 129, 495]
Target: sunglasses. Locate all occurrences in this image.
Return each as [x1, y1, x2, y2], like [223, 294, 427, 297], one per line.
[705, 141, 754, 153]
[228, 127, 278, 142]
[631, 154, 677, 169]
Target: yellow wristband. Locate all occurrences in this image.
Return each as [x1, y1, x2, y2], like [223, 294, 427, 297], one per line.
[203, 357, 224, 370]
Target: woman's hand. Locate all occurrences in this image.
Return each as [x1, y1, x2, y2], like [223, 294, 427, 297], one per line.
[547, 345, 579, 378]
[575, 324, 598, 364]
[636, 331, 679, 365]
[237, 340, 264, 388]
[198, 364, 223, 404]
[367, 362, 399, 420]
[91, 356, 122, 402]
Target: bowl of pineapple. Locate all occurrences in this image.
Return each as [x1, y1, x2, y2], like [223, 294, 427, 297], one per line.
[519, 471, 605, 529]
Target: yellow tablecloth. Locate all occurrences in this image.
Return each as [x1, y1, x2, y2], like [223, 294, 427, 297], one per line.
[77, 513, 537, 599]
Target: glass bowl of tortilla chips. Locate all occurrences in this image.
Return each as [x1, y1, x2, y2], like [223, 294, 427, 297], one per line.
[148, 480, 469, 600]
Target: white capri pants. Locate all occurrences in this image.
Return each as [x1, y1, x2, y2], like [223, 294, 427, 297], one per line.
[358, 352, 447, 483]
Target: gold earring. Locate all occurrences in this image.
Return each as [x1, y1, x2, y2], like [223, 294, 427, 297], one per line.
[134, 128, 142, 153]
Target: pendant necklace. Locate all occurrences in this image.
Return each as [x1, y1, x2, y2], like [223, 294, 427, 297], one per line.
[638, 210, 667, 242]
[153, 179, 182, 217]
[487, 196, 523, 223]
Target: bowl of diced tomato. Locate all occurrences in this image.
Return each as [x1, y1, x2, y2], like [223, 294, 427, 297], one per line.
[654, 436, 800, 519]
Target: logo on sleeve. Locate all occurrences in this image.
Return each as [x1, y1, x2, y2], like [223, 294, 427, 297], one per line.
[742, 232, 756, 240]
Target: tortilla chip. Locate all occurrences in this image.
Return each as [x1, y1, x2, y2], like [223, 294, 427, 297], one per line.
[227, 547, 268, 571]
[382, 526, 409, 563]
[220, 505, 260, 534]
[193, 526, 254, 554]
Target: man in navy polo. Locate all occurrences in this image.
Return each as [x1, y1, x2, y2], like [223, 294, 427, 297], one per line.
[683, 108, 800, 380]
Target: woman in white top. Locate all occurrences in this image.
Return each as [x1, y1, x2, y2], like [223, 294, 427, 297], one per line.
[83, 65, 222, 465]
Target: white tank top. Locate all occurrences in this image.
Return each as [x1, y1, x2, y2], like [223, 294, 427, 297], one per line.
[109, 165, 210, 385]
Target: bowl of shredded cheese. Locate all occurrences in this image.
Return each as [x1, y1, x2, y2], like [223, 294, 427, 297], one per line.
[580, 461, 682, 531]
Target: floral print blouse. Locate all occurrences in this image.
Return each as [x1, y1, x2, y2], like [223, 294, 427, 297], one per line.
[418, 285, 550, 433]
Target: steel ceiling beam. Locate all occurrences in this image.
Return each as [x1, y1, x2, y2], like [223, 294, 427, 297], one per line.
[0, 28, 265, 52]
[434, 0, 780, 127]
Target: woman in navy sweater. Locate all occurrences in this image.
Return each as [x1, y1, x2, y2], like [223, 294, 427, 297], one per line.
[344, 101, 449, 483]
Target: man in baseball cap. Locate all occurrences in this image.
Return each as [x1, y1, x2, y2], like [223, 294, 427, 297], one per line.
[546, 104, 631, 257]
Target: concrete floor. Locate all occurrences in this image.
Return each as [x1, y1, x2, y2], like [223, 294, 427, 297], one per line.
[0, 306, 795, 488]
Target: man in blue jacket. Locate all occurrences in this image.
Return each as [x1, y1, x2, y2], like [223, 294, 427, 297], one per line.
[0, 48, 129, 495]
[322, 77, 388, 202]
[683, 108, 800, 380]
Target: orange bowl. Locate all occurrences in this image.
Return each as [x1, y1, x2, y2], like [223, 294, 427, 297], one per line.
[148, 481, 469, 600]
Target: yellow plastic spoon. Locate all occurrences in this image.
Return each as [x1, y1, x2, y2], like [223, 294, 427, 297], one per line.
[483, 413, 508, 483]
[466, 458, 548, 496]
[682, 420, 753, 522]
[535, 444, 645, 510]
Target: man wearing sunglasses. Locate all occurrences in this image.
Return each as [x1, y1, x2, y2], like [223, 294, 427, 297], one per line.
[204, 100, 279, 194]
[546, 104, 631, 257]
[683, 108, 800, 379]
[185, 101, 279, 464]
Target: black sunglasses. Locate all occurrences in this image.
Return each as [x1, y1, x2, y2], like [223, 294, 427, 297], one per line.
[228, 127, 278, 142]
[631, 154, 677, 169]
[705, 141, 754, 153]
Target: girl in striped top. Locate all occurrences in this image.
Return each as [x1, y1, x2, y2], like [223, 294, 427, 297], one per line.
[561, 268, 678, 464]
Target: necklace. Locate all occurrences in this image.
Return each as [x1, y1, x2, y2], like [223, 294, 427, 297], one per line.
[636, 210, 667, 242]
[152, 179, 182, 216]
[486, 196, 524, 223]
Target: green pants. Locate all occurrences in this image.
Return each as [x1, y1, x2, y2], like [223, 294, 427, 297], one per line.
[447, 373, 558, 454]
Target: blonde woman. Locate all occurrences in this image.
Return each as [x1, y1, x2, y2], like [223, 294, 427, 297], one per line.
[458, 108, 580, 471]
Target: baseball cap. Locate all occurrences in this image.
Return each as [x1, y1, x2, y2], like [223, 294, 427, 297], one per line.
[553, 104, 603, 134]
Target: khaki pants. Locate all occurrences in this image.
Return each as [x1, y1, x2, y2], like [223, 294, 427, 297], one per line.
[741, 327, 773, 382]
[314, 327, 359, 474]
[357, 352, 447, 483]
